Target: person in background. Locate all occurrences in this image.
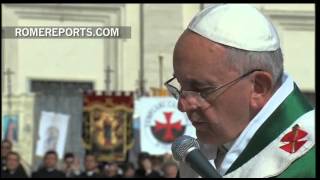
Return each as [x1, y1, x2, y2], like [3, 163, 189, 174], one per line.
[32, 150, 65, 178]
[63, 152, 81, 178]
[1, 139, 12, 171]
[122, 162, 136, 178]
[150, 155, 164, 177]
[162, 161, 178, 178]
[1, 151, 28, 178]
[78, 153, 102, 178]
[103, 162, 122, 178]
[135, 152, 162, 178]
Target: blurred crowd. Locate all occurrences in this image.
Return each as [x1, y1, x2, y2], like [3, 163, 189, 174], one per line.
[1, 139, 178, 178]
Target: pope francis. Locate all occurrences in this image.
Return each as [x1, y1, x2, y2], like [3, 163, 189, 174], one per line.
[165, 4, 315, 178]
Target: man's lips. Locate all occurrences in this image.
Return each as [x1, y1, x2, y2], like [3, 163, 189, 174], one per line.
[188, 112, 208, 128]
[192, 121, 208, 128]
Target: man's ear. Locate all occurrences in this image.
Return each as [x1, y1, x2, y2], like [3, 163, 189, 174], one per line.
[250, 71, 273, 110]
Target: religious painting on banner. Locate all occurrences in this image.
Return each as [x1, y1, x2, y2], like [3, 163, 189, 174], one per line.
[2, 94, 36, 170]
[2, 115, 19, 142]
[82, 91, 134, 162]
[36, 111, 70, 159]
[135, 97, 196, 155]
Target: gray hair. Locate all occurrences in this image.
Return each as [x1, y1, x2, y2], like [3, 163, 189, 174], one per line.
[225, 46, 284, 86]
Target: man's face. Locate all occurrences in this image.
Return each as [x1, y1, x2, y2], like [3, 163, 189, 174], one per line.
[164, 165, 178, 178]
[124, 167, 135, 177]
[64, 157, 74, 168]
[44, 154, 57, 169]
[6, 154, 19, 171]
[141, 158, 152, 171]
[106, 163, 118, 177]
[84, 155, 97, 171]
[173, 30, 252, 145]
[1, 142, 12, 157]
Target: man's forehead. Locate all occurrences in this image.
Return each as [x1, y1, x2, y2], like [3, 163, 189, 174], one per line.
[174, 73, 219, 88]
[8, 155, 19, 159]
[2, 144, 11, 147]
[174, 31, 228, 66]
[173, 31, 231, 85]
[177, 30, 226, 50]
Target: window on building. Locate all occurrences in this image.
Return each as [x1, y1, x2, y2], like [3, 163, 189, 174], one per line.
[30, 80, 93, 95]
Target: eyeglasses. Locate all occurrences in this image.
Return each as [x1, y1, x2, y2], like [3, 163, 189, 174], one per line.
[164, 69, 263, 101]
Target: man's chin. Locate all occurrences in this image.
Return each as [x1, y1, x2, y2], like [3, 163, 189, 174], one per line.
[196, 131, 217, 144]
[196, 131, 229, 145]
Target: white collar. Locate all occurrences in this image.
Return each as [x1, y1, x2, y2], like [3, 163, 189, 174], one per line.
[86, 170, 96, 176]
[9, 170, 17, 174]
[218, 73, 294, 175]
[46, 168, 55, 172]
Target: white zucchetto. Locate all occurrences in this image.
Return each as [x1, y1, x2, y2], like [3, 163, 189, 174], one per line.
[188, 4, 280, 51]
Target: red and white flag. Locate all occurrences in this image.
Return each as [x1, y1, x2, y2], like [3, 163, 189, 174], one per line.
[135, 97, 196, 155]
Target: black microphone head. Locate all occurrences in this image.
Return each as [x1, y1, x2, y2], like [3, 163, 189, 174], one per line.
[171, 135, 200, 162]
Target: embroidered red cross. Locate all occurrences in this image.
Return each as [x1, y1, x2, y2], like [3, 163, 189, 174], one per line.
[154, 112, 183, 141]
[280, 124, 308, 154]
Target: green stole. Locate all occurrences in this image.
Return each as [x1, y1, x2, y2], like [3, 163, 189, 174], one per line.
[225, 83, 314, 175]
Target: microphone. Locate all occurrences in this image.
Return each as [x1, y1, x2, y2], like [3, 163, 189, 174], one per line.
[172, 135, 222, 178]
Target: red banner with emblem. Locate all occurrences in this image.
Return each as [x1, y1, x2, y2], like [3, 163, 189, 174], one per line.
[82, 91, 134, 162]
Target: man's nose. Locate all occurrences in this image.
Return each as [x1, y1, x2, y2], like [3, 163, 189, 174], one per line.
[177, 96, 201, 112]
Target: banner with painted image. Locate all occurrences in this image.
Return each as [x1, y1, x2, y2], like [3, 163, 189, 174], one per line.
[82, 91, 134, 162]
[2, 115, 19, 142]
[135, 97, 196, 155]
[36, 111, 70, 159]
[2, 94, 36, 174]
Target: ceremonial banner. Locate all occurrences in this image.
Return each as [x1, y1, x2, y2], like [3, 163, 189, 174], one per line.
[82, 91, 134, 162]
[2, 115, 19, 142]
[135, 97, 196, 155]
[36, 111, 70, 159]
[2, 94, 35, 172]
